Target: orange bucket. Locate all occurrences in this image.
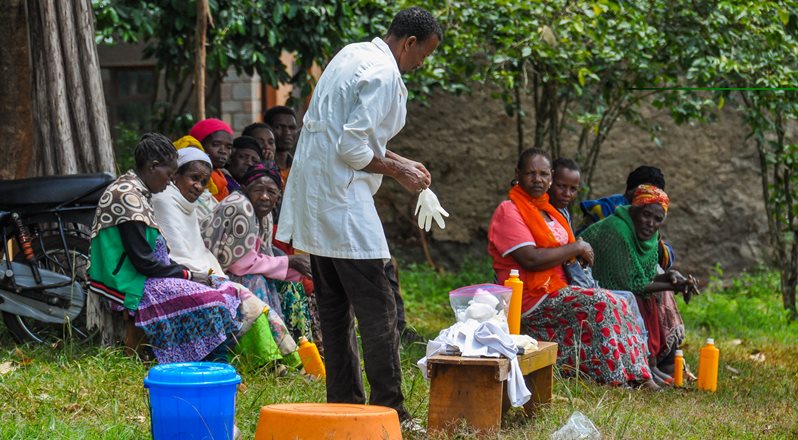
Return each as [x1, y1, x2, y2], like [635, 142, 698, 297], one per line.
[254, 403, 402, 439]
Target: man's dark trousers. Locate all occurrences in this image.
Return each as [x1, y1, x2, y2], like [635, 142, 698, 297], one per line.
[310, 255, 407, 419]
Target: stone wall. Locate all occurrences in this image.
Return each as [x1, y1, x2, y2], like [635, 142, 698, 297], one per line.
[220, 69, 262, 134]
[376, 84, 769, 278]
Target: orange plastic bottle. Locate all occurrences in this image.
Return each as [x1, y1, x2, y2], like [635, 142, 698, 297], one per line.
[697, 338, 719, 392]
[505, 269, 524, 335]
[673, 349, 684, 387]
[297, 336, 326, 380]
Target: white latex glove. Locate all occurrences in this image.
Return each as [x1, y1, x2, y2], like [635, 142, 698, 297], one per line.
[414, 188, 449, 231]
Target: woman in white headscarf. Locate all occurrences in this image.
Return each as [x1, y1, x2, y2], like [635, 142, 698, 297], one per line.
[152, 146, 224, 274]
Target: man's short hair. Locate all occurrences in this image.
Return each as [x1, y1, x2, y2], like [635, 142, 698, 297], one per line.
[263, 106, 297, 126]
[626, 166, 665, 192]
[387, 7, 442, 43]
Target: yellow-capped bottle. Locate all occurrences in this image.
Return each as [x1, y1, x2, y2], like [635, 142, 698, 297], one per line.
[505, 269, 524, 335]
[297, 336, 326, 380]
[697, 338, 719, 392]
[673, 349, 684, 387]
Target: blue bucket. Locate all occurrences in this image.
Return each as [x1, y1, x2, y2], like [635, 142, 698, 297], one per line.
[144, 362, 241, 440]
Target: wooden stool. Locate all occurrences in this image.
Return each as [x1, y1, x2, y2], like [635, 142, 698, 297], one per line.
[427, 341, 558, 434]
[254, 403, 402, 439]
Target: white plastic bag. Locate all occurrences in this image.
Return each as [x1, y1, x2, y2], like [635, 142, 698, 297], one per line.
[551, 411, 600, 440]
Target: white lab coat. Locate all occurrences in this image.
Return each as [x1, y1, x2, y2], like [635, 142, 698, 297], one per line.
[276, 37, 407, 260]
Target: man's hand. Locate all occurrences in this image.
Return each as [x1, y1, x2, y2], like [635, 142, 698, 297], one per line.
[396, 161, 431, 193]
[288, 255, 313, 278]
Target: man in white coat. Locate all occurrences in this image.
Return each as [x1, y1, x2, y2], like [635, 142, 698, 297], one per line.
[277, 7, 441, 424]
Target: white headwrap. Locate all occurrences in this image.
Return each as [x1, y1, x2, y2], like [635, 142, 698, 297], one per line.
[177, 147, 212, 168]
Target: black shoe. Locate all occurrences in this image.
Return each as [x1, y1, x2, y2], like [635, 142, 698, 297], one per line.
[401, 328, 425, 344]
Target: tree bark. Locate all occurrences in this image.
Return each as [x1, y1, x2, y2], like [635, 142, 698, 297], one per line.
[73, 0, 115, 172]
[0, 0, 34, 178]
[18, 0, 117, 339]
[24, 0, 115, 177]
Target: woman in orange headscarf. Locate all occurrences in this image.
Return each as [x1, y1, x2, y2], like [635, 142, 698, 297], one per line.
[488, 148, 657, 389]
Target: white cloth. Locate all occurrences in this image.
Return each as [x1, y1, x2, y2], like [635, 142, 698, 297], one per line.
[152, 184, 225, 275]
[276, 37, 408, 259]
[418, 320, 531, 407]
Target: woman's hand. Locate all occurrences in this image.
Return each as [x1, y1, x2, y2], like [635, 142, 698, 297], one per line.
[288, 255, 313, 278]
[191, 271, 213, 286]
[666, 270, 700, 294]
[575, 239, 595, 267]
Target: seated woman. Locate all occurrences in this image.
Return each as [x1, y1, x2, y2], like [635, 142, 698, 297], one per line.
[224, 136, 264, 193]
[577, 166, 685, 375]
[151, 146, 300, 368]
[488, 148, 656, 389]
[88, 133, 242, 364]
[201, 162, 316, 343]
[189, 118, 234, 202]
[547, 158, 581, 227]
[579, 185, 699, 381]
[172, 135, 219, 220]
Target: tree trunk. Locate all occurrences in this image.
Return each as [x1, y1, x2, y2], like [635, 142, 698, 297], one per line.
[11, 0, 117, 341]
[0, 0, 35, 178]
[24, 0, 115, 176]
[785, 234, 798, 320]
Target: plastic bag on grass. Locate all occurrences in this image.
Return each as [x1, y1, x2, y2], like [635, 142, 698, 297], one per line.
[551, 411, 600, 440]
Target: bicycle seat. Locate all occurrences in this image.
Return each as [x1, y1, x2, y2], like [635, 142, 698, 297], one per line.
[0, 172, 115, 208]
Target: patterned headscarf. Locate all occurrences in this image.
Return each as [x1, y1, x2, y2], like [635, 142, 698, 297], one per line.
[631, 184, 669, 213]
[242, 161, 282, 190]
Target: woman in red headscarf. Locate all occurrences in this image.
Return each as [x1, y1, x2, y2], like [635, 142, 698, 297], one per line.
[488, 148, 657, 389]
[580, 184, 700, 383]
[189, 118, 234, 201]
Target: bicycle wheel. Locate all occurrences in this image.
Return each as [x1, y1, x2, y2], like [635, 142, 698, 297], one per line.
[2, 234, 96, 343]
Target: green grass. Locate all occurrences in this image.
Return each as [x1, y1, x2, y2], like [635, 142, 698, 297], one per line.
[1, 261, 798, 438]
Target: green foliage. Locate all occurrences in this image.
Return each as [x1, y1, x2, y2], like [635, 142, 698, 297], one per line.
[93, 0, 366, 134]
[679, 265, 798, 343]
[112, 123, 140, 174]
[680, 1, 798, 317]
[367, 0, 716, 193]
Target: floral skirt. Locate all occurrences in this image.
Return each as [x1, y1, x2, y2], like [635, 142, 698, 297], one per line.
[521, 285, 652, 385]
[230, 273, 314, 343]
[136, 277, 242, 364]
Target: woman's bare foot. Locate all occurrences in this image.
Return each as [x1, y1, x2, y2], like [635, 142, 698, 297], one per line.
[651, 365, 674, 386]
[641, 379, 661, 391]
